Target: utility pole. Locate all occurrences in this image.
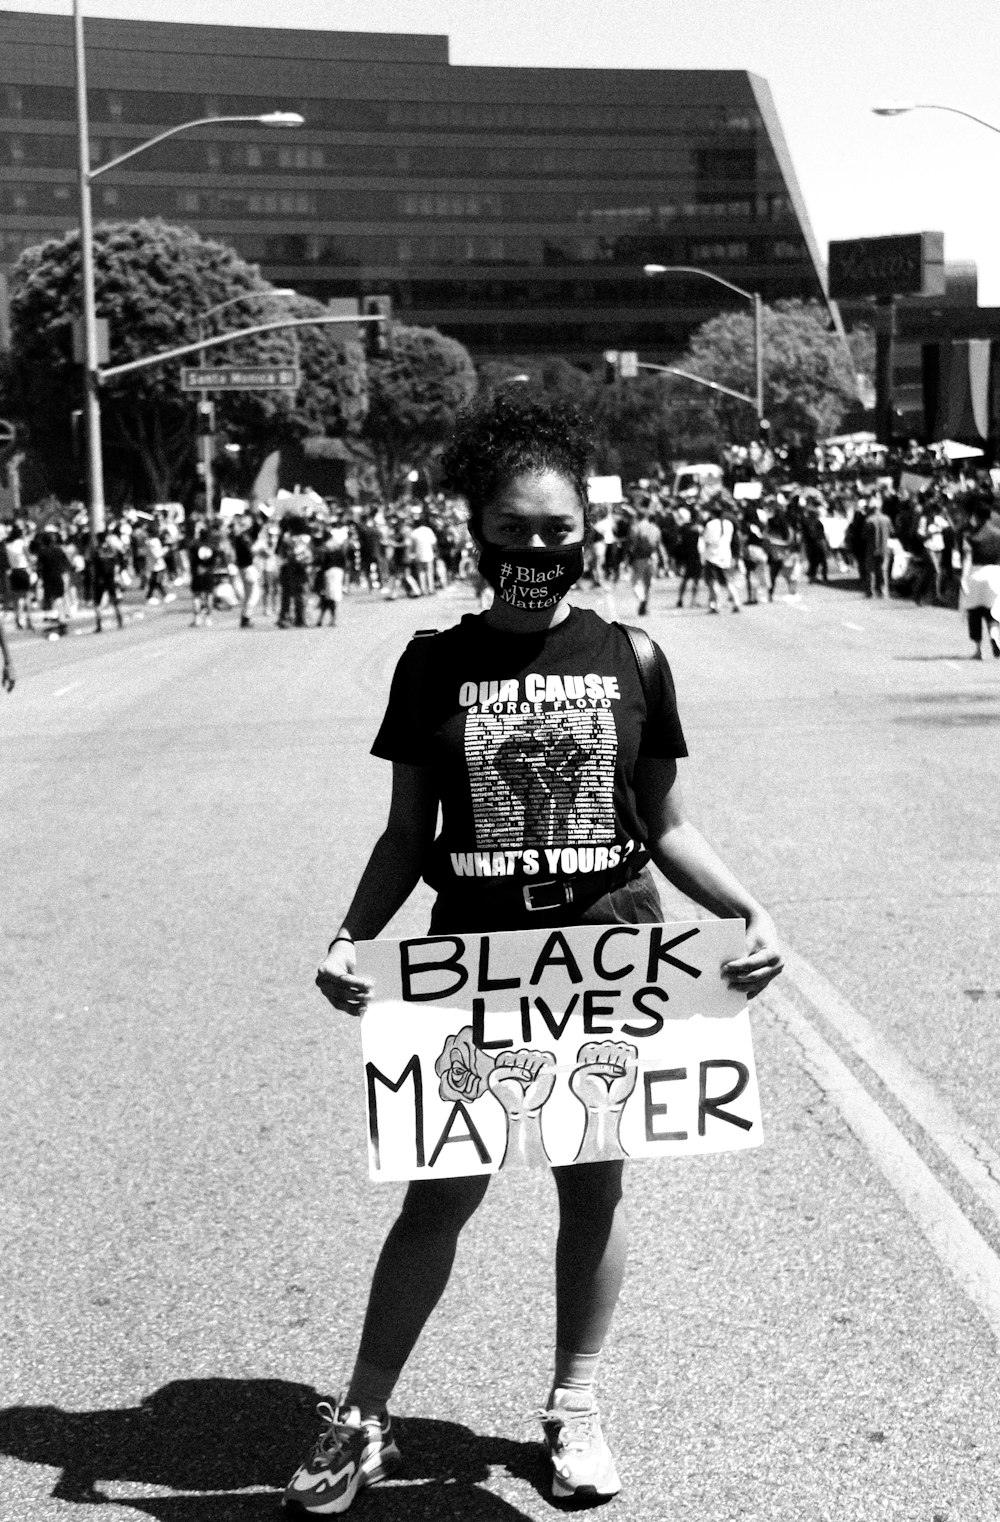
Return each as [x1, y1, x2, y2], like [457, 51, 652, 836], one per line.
[73, 0, 106, 542]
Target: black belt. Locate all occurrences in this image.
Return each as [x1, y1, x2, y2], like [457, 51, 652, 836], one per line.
[435, 859, 647, 915]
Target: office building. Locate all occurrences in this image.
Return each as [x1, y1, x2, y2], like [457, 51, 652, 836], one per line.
[1, 10, 836, 365]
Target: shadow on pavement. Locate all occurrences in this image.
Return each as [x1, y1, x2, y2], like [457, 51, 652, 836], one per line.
[0, 1377, 545, 1519]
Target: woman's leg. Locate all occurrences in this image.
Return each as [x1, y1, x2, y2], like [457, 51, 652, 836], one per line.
[346, 1173, 490, 1416]
[550, 1159, 626, 1401]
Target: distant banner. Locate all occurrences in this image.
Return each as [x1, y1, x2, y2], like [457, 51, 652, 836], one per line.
[358, 921, 762, 1182]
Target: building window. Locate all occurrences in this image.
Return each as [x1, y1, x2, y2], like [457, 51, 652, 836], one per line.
[398, 239, 413, 262]
[178, 191, 200, 213]
[245, 144, 263, 169]
[101, 187, 119, 207]
[689, 240, 749, 262]
[53, 184, 71, 201]
[12, 189, 29, 211]
[106, 92, 123, 120]
[6, 87, 24, 115]
[206, 144, 222, 171]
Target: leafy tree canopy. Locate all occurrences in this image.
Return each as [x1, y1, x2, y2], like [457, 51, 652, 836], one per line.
[678, 298, 861, 450]
[362, 322, 477, 495]
[6, 219, 365, 503]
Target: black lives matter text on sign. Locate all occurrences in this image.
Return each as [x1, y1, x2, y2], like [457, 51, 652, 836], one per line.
[358, 921, 763, 1182]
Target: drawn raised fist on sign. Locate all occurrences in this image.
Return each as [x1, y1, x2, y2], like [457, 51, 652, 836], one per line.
[487, 1047, 556, 1169]
[569, 1039, 639, 1164]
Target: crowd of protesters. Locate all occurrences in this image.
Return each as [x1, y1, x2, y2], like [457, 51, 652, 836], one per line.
[2, 440, 999, 661]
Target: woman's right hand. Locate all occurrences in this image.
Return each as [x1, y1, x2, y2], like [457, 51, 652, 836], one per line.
[315, 939, 373, 1017]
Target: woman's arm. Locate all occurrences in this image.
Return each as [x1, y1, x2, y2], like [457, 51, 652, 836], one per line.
[634, 755, 783, 998]
[315, 761, 438, 1015]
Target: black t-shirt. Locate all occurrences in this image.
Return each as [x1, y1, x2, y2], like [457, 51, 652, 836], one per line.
[969, 513, 1000, 566]
[372, 607, 687, 892]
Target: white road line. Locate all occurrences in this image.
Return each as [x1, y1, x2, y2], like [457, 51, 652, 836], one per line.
[767, 985, 1000, 1342]
[52, 680, 83, 698]
[841, 621, 864, 632]
[783, 949, 1000, 1228]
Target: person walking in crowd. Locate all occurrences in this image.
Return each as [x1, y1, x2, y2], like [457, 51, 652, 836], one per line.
[91, 528, 126, 633]
[740, 511, 770, 605]
[278, 520, 313, 628]
[862, 498, 892, 599]
[675, 511, 704, 608]
[35, 525, 72, 636]
[410, 516, 439, 596]
[625, 505, 662, 616]
[144, 526, 171, 604]
[699, 499, 742, 613]
[232, 513, 261, 630]
[188, 521, 218, 627]
[801, 502, 829, 585]
[288, 391, 783, 1516]
[961, 494, 1000, 660]
[763, 503, 800, 600]
[912, 500, 950, 607]
[315, 532, 346, 627]
[6, 521, 35, 630]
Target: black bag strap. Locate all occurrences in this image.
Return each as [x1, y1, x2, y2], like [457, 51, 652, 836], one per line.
[616, 622, 661, 716]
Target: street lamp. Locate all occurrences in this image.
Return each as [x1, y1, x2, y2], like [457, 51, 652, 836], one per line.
[196, 288, 299, 516]
[643, 263, 764, 422]
[73, 0, 304, 541]
[872, 102, 1000, 135]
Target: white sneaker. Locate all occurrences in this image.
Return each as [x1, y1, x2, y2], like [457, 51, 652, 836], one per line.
[539, 1398, 621, 1500]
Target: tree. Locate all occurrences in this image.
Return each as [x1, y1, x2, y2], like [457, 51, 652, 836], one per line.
[5, 219, 366, 504]
[362, 323, 477, 496]
[676, 298, 861, 450]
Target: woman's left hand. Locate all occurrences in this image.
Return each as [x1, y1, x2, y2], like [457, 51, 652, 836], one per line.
[722, 910, 784, 1000]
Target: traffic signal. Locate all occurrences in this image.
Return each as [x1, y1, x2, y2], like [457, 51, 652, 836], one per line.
[196, 399, 216, 437]
[603, 350, 638, 383]
[362, 294, 392, 359]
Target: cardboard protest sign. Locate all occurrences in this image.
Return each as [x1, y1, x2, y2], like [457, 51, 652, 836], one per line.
[359, 920, 762, 1182]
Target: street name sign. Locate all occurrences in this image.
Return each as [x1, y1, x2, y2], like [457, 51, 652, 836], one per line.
[181, 366, 300, 390]
[828, 232, 945, 300]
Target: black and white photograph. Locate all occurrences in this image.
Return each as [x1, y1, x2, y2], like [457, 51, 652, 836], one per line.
[1, 1, 999, 1518]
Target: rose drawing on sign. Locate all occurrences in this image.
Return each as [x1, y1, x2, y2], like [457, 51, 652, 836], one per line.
[486, 1047, 557, 1169]
[569, 1040, 639, 1164]
[434, 1026, 496, 1103]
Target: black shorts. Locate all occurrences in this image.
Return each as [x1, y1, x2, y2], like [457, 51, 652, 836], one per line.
[428, 865, 663, 935]
[9, 568, 31, 595]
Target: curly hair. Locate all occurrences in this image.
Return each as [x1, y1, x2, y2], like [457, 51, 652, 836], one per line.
[439, 389, 592, 526]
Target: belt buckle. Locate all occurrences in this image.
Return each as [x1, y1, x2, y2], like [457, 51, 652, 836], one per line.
[522, 879, 574, 912]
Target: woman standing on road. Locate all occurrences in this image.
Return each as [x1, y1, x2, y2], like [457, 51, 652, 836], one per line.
[285, 392, 783, 1516]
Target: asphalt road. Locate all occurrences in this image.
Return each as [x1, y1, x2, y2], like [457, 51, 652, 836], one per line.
[2, 572, 999, 1522]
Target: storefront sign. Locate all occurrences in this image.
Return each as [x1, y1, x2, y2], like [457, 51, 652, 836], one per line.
[828, 232, 945, 300]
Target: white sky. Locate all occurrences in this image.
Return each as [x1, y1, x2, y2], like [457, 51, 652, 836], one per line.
[9, 0, 1000, 303]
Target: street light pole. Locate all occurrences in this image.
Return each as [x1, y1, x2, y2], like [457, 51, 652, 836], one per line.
[73, 0, 105, 540]
[71, 0, 304, 544]
[643, 263, 765, 423]
[872, 102, 1000, 136]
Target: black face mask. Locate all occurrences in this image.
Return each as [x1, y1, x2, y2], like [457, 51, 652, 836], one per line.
[477, 540, 585, 611]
